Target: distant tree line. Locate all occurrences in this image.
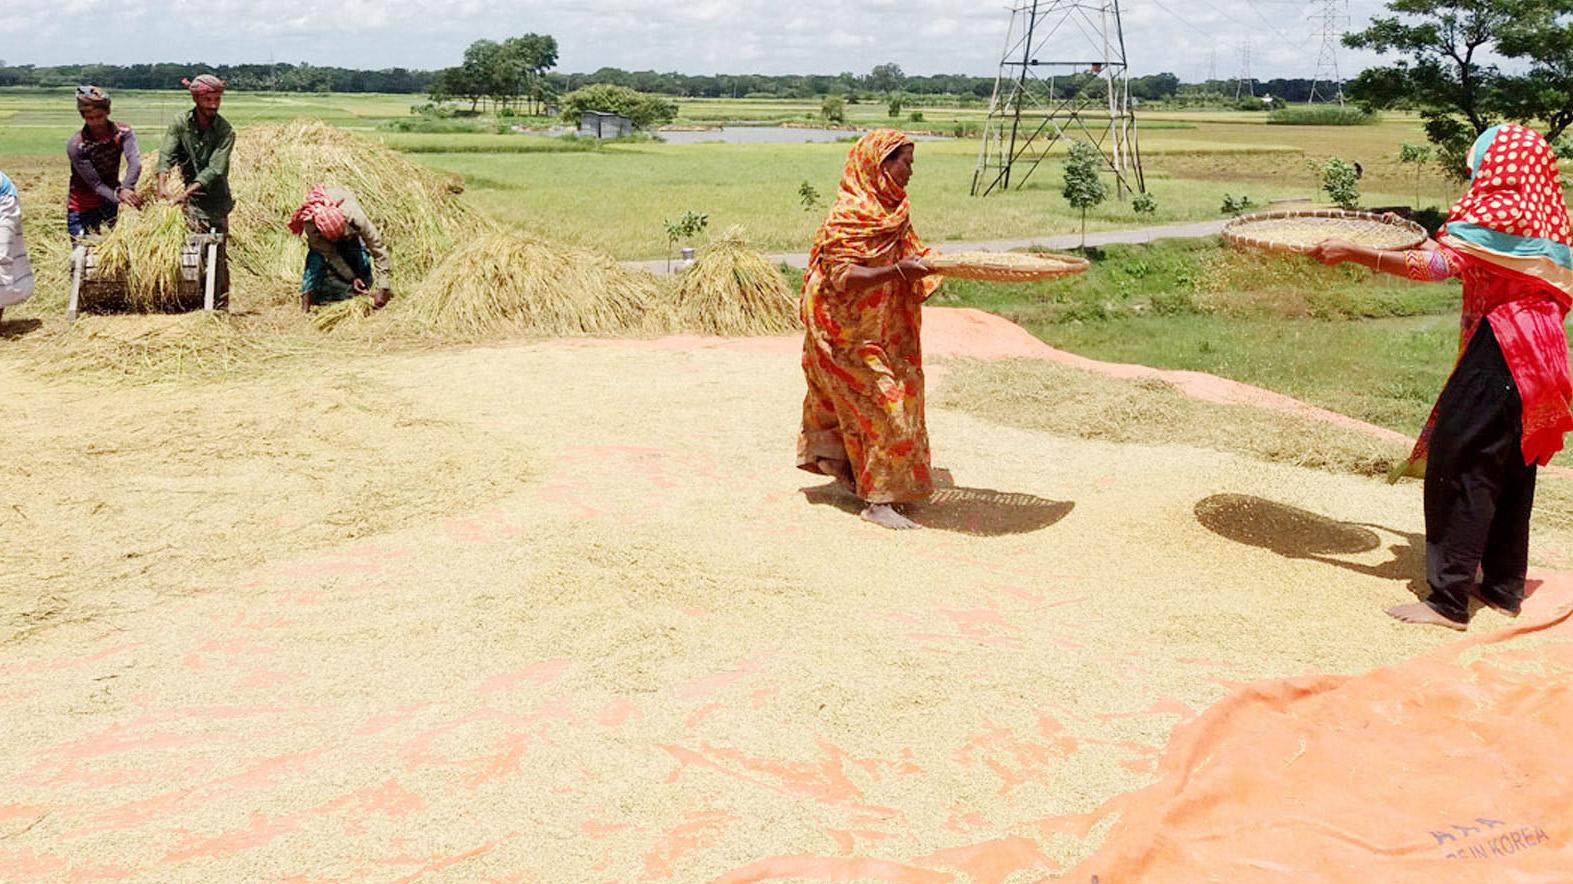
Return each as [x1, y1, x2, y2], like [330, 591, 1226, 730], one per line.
[0, 62, 434, 93]
[0, 57, 1211, 104]
[0, 55, 1361, 108]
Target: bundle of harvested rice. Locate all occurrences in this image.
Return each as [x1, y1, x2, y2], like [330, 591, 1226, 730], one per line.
[411, 230, 661, 337]
[311, 297, 376, 332]
[670, 229, 799, 335]
[92, 197, 191, 310]
[229, 120, 484, 294]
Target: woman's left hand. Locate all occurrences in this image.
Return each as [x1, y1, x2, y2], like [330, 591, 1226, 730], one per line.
[896, 258, 933, 281]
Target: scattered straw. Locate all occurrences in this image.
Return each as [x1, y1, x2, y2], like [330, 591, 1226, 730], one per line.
[410, 230, 663, 337]
[670, 229, 799, 335]
[22, 312, 302, 385]
[312, 297, 377, 333]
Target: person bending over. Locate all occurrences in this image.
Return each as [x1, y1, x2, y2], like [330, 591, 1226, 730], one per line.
[288, 185, 392, 311]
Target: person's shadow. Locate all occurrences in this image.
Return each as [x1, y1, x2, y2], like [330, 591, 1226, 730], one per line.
[1193, 493, 1429, 599]
[0, 317, 42, 340]
[802, 482, 1074, 536]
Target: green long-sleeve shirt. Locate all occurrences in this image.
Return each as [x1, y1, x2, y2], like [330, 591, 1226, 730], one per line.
[304, 186, 392, 289]
[157, 110, 235, 226]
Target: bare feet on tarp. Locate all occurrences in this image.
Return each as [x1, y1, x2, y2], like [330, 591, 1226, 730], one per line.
[862, 503, 921, 530]
[1386, 602, 1467, 631]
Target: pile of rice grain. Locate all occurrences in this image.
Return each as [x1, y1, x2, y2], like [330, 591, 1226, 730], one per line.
[670, 229, 799, 336]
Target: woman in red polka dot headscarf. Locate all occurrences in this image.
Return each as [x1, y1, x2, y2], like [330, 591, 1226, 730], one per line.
[1309, 124, 1572, 631]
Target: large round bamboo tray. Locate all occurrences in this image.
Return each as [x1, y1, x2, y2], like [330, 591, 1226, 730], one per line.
[927, 251, 1090, 282]
[1223, 209, 1427, 254]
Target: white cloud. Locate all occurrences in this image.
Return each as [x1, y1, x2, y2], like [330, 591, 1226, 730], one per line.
[0, 0, 1413, 80]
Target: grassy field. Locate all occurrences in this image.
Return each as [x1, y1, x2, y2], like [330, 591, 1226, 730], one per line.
[923, 239, 1464, 436]
[2, 90, 1459, 240]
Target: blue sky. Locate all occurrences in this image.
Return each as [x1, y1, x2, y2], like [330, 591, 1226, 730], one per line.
[2, 1, 1402, 81]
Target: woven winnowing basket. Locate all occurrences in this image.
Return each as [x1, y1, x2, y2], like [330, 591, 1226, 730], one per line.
[1223, 210, 1428, 254]
[928, 251, 1090, 282]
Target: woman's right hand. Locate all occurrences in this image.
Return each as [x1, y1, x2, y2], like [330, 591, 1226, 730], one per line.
[895, 258, 932, 281]
[1306, 239, 1357, 266]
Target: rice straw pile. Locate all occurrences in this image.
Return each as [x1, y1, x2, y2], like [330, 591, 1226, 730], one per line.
[92, 196, 191, 311]
[229, 120, 483, 293]
[410, 230, 662, 337]
[670, 229, 799, 335]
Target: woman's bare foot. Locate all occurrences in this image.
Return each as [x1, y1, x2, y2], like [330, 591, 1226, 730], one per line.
[1385, 602, 1466, 631]
[862, 503, 921, 530]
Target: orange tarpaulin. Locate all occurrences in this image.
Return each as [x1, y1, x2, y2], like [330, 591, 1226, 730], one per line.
[1064, 572, 1573, 883]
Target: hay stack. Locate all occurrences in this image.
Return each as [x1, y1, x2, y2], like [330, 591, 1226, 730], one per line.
[228, 120, 482, 293]
[411, 230, 662, 337]
[92, 197, 190, 311]
[671, 230, 799, 335]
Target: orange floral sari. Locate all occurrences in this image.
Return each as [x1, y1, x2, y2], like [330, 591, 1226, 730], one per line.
[796, 129, 942, 504]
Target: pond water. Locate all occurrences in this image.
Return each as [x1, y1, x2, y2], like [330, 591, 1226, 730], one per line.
[656, 126, 944, 145]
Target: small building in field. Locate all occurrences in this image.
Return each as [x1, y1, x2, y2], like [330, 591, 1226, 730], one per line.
[579, 111, 633, 139]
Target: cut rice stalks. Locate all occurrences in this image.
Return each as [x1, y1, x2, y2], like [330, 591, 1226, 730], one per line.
[91, 195, 191, 311]
[411, 230, 663, 337]
[671, 229, 800, 336]
[312, 297, 377, 333]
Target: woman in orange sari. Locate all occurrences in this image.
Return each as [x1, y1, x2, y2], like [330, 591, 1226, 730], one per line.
[1311, 124, 1572, 629]
[797, 129, 942, 530]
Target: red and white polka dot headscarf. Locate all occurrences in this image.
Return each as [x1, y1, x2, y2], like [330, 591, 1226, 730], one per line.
[1441, 124, 1572, 297]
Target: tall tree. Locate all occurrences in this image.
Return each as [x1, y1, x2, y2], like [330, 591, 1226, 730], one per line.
[1345, 0, 1573, 177]
[502, 34, 559, 114]
[866, 63, 906, 95]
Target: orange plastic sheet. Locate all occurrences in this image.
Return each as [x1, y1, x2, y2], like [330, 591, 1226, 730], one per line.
[1062, 572, 1573, 883]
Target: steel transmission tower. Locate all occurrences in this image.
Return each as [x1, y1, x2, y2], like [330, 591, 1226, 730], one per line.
[1233, 40, 1254, 100]
[1307, 0, 1348, 104]
[972, 1, 1144, 198]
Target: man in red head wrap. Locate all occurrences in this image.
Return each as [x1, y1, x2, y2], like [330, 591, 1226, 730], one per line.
[157, 75, 234, 231]
[157, 74, 235, 296]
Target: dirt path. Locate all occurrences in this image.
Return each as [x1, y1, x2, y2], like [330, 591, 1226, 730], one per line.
[0, 309, 1558, 881]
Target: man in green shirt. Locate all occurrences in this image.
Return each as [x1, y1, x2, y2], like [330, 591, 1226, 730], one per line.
[157, 74, 235, 297]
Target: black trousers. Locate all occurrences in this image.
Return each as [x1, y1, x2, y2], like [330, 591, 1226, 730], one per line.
[1423, 322, 1537, 622]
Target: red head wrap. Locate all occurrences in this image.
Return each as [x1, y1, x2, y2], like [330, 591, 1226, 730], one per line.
[182, 75, 226, 96]
[288, 186, 349, 240]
